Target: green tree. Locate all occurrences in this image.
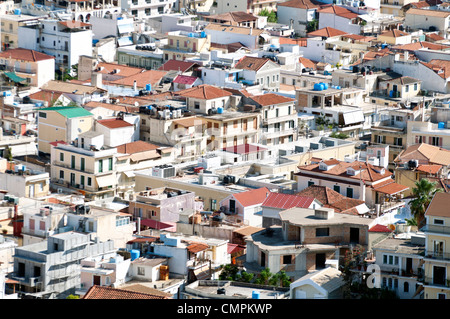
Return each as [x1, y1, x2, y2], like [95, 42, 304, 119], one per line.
[258, 9, 277, 23]
[408, 178, 442, 227]
[306, 19, 318, 33]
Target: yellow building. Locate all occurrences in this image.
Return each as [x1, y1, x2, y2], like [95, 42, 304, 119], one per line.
[422, 192, 450, 299]
[163, 31, 211, 62]
[50, 140, 117, 200]
[37, 106, 94, 154]
[0, 13, 42, 50]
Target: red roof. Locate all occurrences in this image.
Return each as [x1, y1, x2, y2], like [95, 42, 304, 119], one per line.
[222, 143, 267, 155]
[82, 285, 169, 299]
[233, 187, 271, 207]
[49, 140, 67, 147]
[173, 75, 199, 85]
[262, 193, 316, 209]
[227, 243, 245, 254]
[158, 59, 197, 72]
[140, 219, 175, 231]
[0, 48, 55, 62]
[369, 224, 393, 233]
[416, 164, 442, 174]
[97, 119, 133, 129]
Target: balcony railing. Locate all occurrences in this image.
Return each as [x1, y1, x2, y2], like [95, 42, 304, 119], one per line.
[422, 225, 450, 236]
[422, 276, 450, 288]
[424, 251, 450, 261]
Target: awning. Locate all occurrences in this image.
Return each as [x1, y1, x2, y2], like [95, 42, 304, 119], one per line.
[117, 36, 133, 47]
[4, 72, 26, 83]
[96, 175, 116, 188]
[140, 219, 174, 231]
[355, 204, 370, 215]
[343, 111, 365, 125]
[373, 181, 409, 195]
[130, 150, 160, 162]
[117, 23, 134, 34]
[123, 170, 135, 178]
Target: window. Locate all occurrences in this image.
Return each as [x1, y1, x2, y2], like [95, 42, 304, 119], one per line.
[87, 177, 92, 186]
[316, 228, 329, 237]
[39, 112, 47, 118]
[80, 158, 85, 171]
[283, 255, 292, 264]
[60, 152, 64, 161]
[394, 137, 403, 146]
[71, 155, 75, 169]
[138, 267, 145, 276]
[404, 282, 409, 293]
[109, 158, 113, 171]
[333, 185, 340, 193]
[98, 159, 103, 173]
[346, 187, 353, 198]
[59, 170, 64, 179]
[194, 102, 200, 109]
[434, 219, 444, 225]
[80, 175, 85, 186]
[308, 181, 315, 187]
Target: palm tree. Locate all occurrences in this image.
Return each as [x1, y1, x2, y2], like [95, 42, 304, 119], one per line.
[408, 178, 442, 227]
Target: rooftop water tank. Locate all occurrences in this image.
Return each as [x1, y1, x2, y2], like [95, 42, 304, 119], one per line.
[252, 291, 260, 299]
[438, 122, 445, 129]
[130, 249, 140, 261]
[217, 107, 223, 114]
[200, 31, 206, 38]
[321, 82, 328, 90]
[145, 84, 152, 91]
[314, 83, 323, 91]
[13, 8, 21, 15]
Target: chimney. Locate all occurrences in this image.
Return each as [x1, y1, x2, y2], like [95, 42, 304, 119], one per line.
[133, 80, 137, 91]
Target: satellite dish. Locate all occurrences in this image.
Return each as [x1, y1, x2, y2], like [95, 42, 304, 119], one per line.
[219, 212, 226, 220]
[134, 102, 139, 107]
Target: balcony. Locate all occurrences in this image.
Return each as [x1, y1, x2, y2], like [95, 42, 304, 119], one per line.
[262, 114, 297, 125]
[422, 276, 450, 289]
[423, 251, 450, 261]
[422, 225, 450, 236]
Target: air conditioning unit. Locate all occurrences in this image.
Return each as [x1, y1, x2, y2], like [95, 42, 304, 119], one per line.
[152, 165, 176, 178]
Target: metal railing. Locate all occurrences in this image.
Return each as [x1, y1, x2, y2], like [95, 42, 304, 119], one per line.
[422, 225, 450, 236]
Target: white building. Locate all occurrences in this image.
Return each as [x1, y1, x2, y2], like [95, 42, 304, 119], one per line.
[120, 0, 176, 18]
[18, 19, 93, 74]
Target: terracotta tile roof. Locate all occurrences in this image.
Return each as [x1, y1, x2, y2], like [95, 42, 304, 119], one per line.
[406, 8, 450, 17]
[186, 242, 209, 253]
[234, 56, 271, 71]
[120, 284, 173, 298]
[308, 27, 348, 38]
[297, 160, 392, 183]
[232, 187, 271, 207]
[296, 185, 366, 215]
[379, 29, 410, 38]
[158, 59, 198, 72]
[116, 141, 159, 154]
[262, 193, 317, 209]
[249, 93, 296, 106]
[299, 57, 317, 69]
[342, 34, 376, 42]
[394, 143, 450, 166]
[206, 11, 258, 23]
[371, 180, 409, 195]
[177, 84, 232, 100]
[27, 90, 65, 105]
[317, 5, 358, 19]
[82, 285, 170, 299]
[278, 0, 322, 9]
[95, 62, 145, 77]
[109, 70, 167, 88]
[416, 164, 442, 174]
[227, 243, 246, 254]
[369, 224, 392, 232]
[0, 48, 54, 62]
[392, 41, 450, 51]
[425, 192, 450, 217]
[426, 33, 446, 42]
[97, 118, 134, 129]
[173, 75, 199, 85]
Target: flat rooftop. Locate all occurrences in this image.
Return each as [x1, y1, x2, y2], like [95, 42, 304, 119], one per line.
[372, 237, 425, 255]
